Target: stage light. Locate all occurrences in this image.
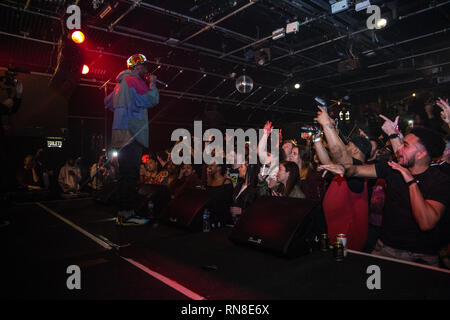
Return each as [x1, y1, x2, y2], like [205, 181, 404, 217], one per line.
[112, 151, 118, 158]
[255, 48, 271, 66]
[376, 18, 387, 29]
[81, 65, 89, 74]
[71, 30, 85, 44]
[412, 93, 416, 97]
[294, 83, 301, 89]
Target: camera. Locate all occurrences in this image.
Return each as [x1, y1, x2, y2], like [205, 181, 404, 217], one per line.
[300, 125, 321, 135]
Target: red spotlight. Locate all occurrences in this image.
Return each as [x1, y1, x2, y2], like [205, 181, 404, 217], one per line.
[81, 65, 89, 75]
[71, 30, 85, 44]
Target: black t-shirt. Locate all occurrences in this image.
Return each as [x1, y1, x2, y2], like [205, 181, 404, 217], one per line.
[375, 161, 450, 254]
[436, 162, 450, 178]
[347, 158, 365, 193]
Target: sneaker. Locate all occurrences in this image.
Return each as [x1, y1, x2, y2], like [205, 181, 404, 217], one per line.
[117, 215, 149, 226]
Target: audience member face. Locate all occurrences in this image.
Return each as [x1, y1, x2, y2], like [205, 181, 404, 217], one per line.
[207, 163, 220, 177]
[288, 147, 301, 166]
[443, 141, 450, 163]
[238, 163, 247, 179]
[167, 161, 177, 174]
[276, 163, 289, 185]
[98, 156, 105, 165]
[145, 158, 157, 172]
[397, 134, 427, 168]
[345, 142, 362, 159]
[182, 164, 193, 177]
[282, 142, 293, 158]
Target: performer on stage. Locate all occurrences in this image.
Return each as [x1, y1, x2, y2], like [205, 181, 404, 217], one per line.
[105, 53, 159, 226]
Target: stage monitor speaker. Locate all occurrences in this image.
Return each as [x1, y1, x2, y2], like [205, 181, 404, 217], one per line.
[229, 196, 324, 258]
[135, 184, 171, 218]
[162, 188, 210, 231]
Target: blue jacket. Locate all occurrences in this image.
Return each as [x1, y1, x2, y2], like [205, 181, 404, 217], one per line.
[104, 70, 159, 148]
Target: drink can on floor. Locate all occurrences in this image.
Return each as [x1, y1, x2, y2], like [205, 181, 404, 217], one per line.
[203, 209, 211, 232]
[320, 233, 329, 251]
[333, 242, 344, 262]
[336, 233, 347, 256]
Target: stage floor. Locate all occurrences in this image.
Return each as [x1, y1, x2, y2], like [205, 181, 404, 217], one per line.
[2, 198, 450, 300]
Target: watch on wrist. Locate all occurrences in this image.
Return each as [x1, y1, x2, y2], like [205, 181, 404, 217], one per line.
[388, 133, 399, 139]
[406, 179, 416, 186]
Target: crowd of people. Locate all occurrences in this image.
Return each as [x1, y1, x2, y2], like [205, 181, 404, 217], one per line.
[3, 53, 450, 269]
[5, 93, 450, 269]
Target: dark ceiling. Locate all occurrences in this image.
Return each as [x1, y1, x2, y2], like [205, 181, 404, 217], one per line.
[1, 0, 450, 127]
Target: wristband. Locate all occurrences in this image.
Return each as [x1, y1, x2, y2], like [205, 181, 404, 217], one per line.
[388, 133, 399, 139]
[406, 180, 417, 186]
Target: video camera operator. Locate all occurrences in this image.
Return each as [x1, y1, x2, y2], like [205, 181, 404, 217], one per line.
[0, 78, 23, 192]
[0, 79, 23, 137]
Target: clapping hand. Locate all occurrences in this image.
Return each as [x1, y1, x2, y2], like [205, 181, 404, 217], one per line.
[436, 97, 450, 126]
[387, 161, 414, 183]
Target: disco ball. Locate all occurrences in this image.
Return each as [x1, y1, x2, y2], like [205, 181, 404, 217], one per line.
[235, 75, 254, 93]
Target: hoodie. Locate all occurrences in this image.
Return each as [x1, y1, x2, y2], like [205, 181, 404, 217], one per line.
[104, 70, 159, 148]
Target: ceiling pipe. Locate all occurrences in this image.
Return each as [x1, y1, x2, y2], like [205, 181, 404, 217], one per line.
[276, 2, 450, 64]
[292, 27, 450, 75]
[87, 25, 290, 75]
[0, 2, 290, 76]
[121, 0, 329, 74]
[108, 0, 142, 31]
[305, 46, 450, 84]
[0, 30, 57, 46]
[178, 74, 207, 99]
[0, 29, 290, 96]
[236, 86, 262, 107]
[179, 0, 256, 45]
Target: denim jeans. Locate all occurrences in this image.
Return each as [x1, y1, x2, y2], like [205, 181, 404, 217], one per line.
[117, 140, 142, 213]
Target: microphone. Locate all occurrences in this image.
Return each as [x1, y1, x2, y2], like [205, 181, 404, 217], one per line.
[155, 79, 168, 88]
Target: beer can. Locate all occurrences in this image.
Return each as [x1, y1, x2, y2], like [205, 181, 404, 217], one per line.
[320, 233, 329, 252]
[333, 242, 344, 262]
[336, 233, 347, 256]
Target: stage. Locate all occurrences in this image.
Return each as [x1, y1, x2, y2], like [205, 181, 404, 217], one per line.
[2, 198, 449, 300]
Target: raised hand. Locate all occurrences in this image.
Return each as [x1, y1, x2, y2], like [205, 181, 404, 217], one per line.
[263, 121, 273, 135]
[436, 97, 450, 126]
[387, 161, 414, 183]
[314, 105, 333, 128]
[379, 114, 399, 136]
